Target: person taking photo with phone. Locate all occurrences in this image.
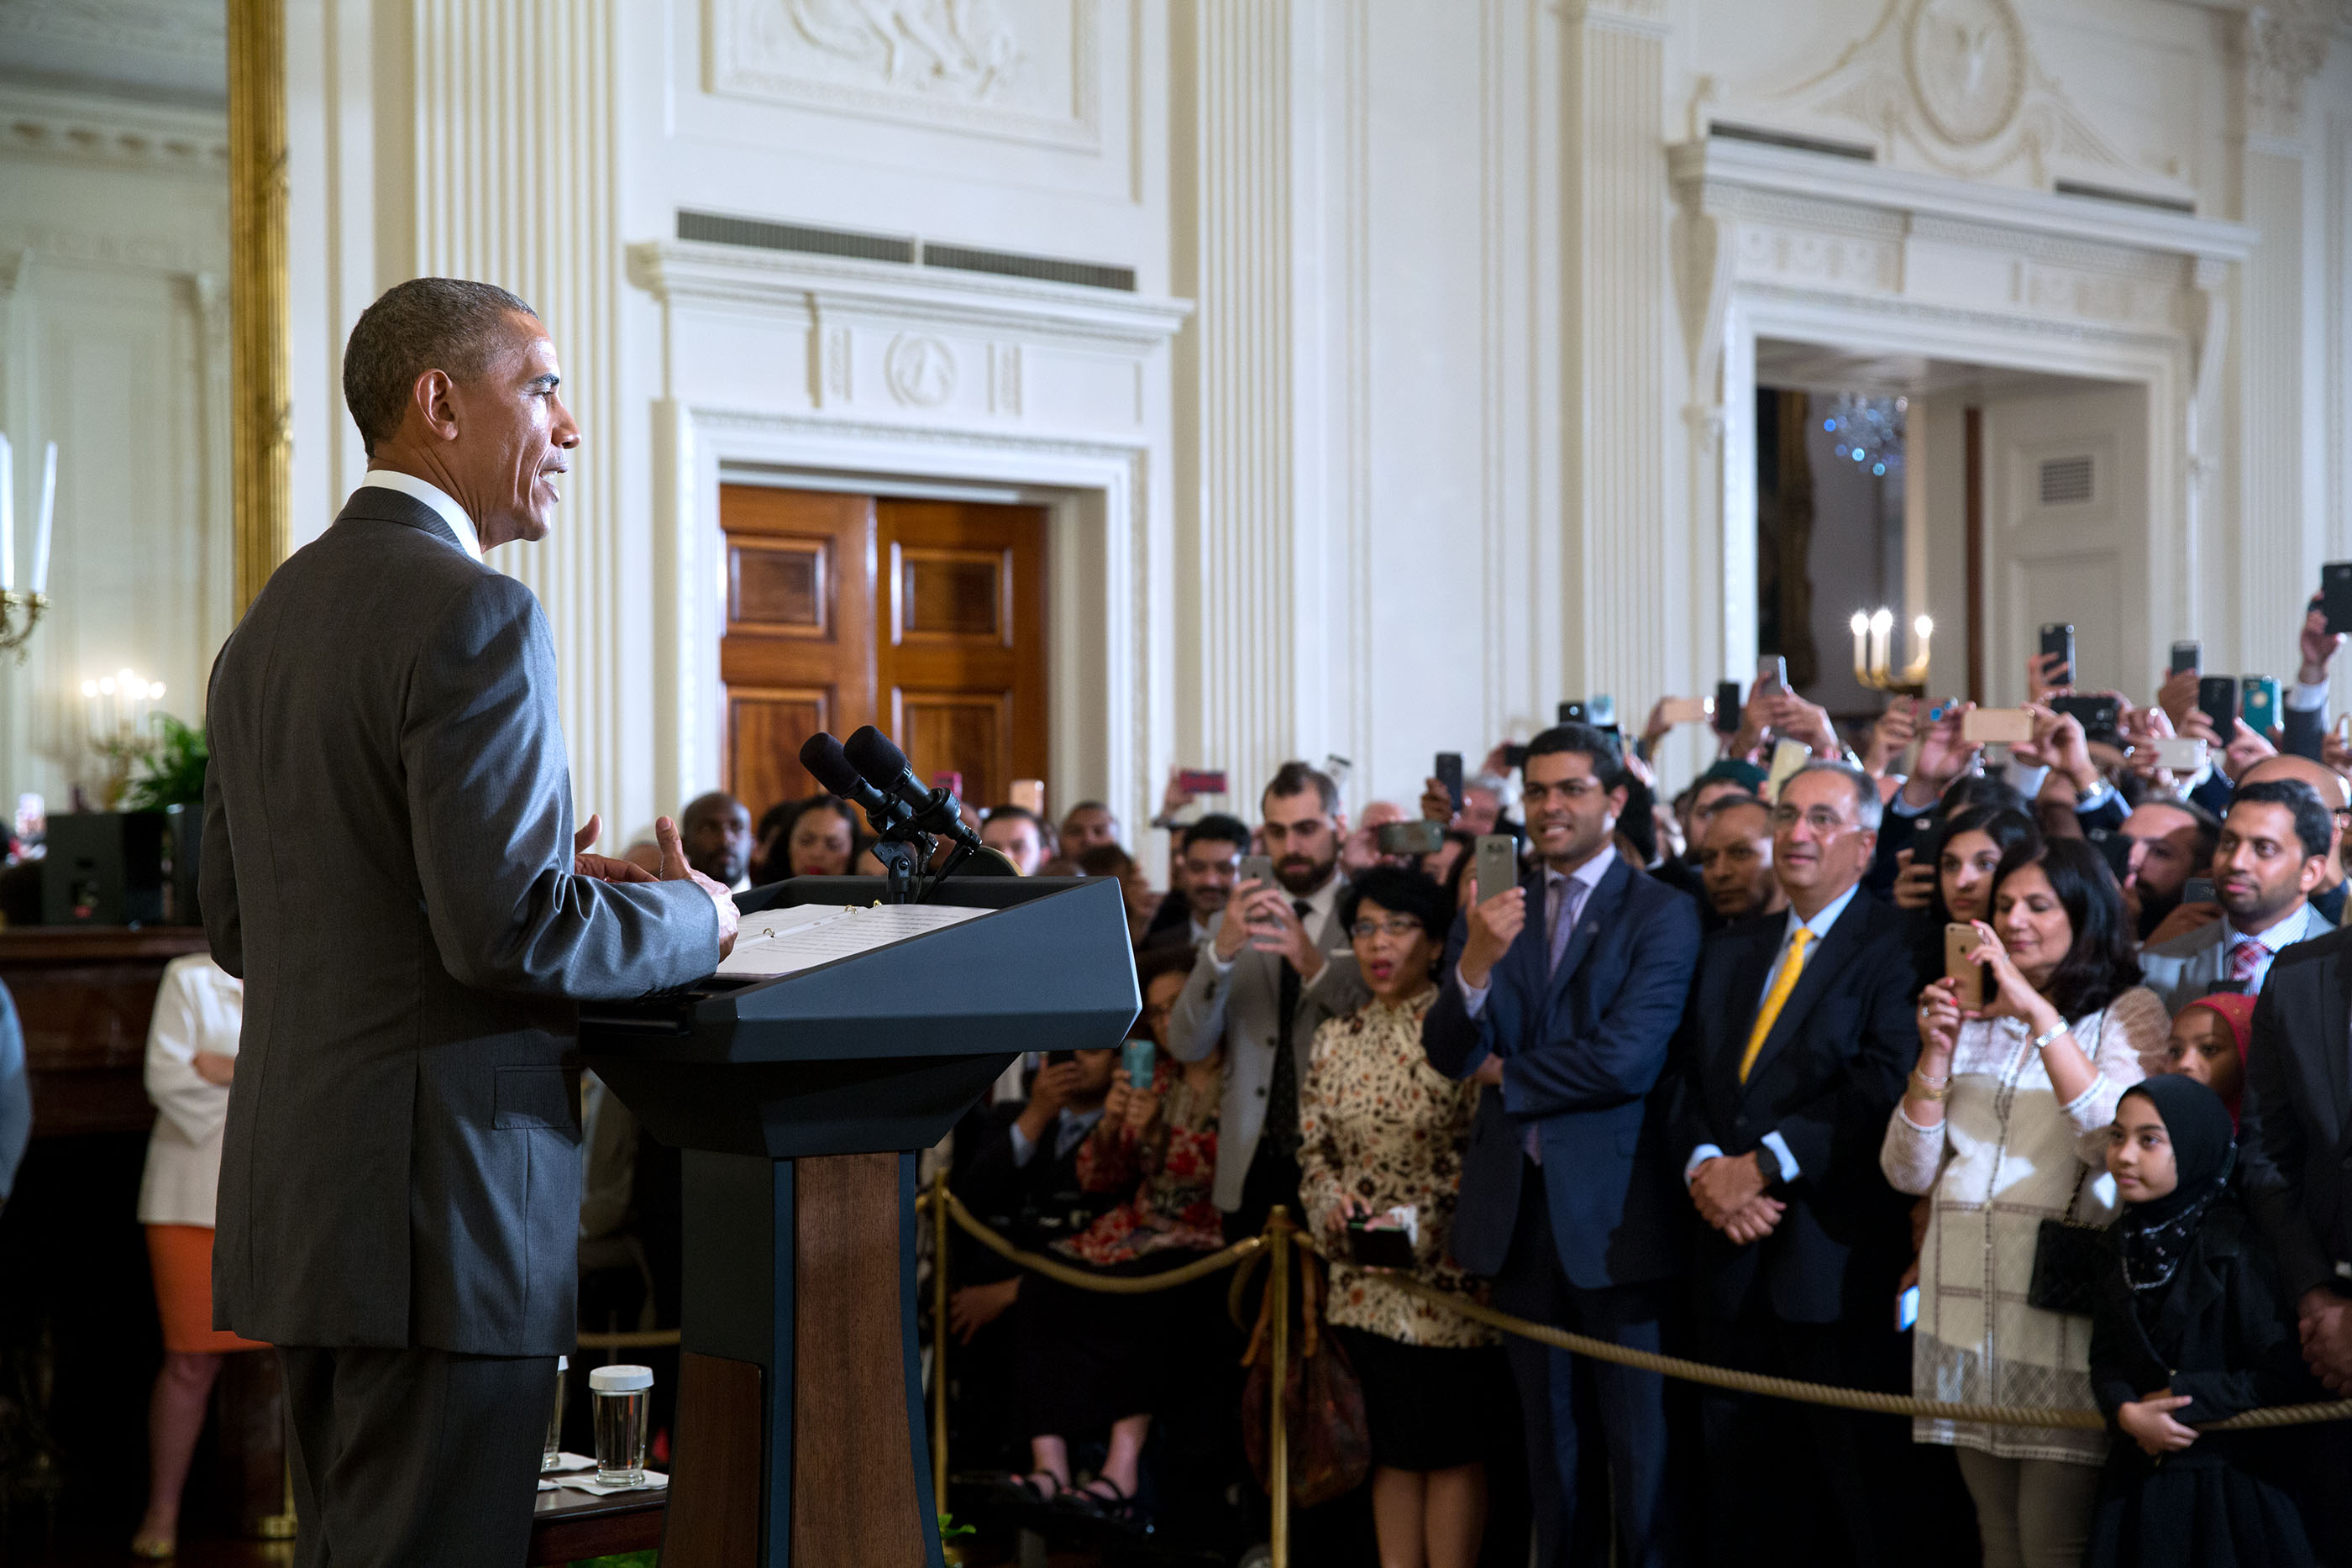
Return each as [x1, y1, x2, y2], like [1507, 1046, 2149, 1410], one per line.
[1422, 722, 1702, 1568]
[1882, 836, 2162, 1568]
[1299, 867, 1508, 1568]
[2139, 781, 2335, 1015]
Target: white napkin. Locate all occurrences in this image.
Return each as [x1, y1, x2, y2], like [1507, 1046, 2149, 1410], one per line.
[552, 1471, 670, 1496]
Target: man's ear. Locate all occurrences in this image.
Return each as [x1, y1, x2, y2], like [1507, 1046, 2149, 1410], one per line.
[414, 368, 459, 442]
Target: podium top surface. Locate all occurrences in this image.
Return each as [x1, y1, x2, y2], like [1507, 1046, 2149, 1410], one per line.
[578, 873, 1140, 1065]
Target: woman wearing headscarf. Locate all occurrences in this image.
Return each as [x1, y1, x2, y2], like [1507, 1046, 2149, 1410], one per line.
[2087, 1075, 2317, 1567]
[2160, 994, 2254, 1128]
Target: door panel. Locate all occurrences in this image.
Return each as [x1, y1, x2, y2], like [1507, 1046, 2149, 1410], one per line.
[879, 500, 1047, 814]
[717, 486, 876, 814]
[1977, 385, 2148, 706]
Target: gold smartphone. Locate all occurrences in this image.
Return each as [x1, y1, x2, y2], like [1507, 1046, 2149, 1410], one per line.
[1010, 778, 1046, 814]
[1961, 706, 2035, 745]
[1658, 695, 1711, 726]
[1945, 922, 1988, 1010]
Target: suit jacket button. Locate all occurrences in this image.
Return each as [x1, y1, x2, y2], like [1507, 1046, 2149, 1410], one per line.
[1256, 1087, 1267, 1097]
[1733, 1114, 1747, 1130]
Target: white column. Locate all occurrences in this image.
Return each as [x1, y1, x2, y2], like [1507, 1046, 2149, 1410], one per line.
[407, 0, 639, 842]
[1562, 0, 1677, 721]
[2234, 6, 2329, 675]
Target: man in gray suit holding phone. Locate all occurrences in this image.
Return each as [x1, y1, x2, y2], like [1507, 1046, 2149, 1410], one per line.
[202, 278, 738, 1566]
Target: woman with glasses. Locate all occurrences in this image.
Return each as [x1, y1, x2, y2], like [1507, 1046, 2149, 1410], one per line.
[1880, 836, 2165, 1568]
[1299, 865, 1507, 1568]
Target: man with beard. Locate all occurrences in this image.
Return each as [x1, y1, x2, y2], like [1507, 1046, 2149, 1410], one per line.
[1142, 813, 1248, 953]
[2114, 797, 2218, 941]
[1424, 723, 1702, 1568]
[1696, 794, 1786, 931]
[680, 791, 754, 892]
[2139, 779, 2334, 1012]
[1168, 762, 1368, 1240]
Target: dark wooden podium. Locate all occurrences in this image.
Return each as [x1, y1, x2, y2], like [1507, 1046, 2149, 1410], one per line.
[580, 875, 1137, 1567]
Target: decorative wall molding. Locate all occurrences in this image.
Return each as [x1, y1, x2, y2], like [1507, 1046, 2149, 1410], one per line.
[1693, 0, 2194, 202]
[2241, 1, 2333, 144]
[0, 84, 227, 171]
[706, 0, 1101, 150]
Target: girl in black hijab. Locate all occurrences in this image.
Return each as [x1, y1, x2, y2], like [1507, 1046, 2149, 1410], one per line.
[2084, 1075, 2318, 1567]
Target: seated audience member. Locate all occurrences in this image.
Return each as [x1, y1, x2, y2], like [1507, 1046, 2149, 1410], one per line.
[766, 794, 861, 880]
[1423, 723, 1700, 1568]
[2162, 994, 2253, 1127]
[134, 955, 269, 1558]
[1696, 794, 1783, 931]
[1674, 761, 1919, 1567]
[749, 800, 795, 884]
[2087, 1077, 2316, 1568]
[1894, 805, 2041, 976]
[1168, 762, 1367, 1240]
[1882, 837, 2160, 1568]
[1303, 866, 1509, 1568]
[2113, 796, 2222, 941]
[2139, 781, 2334, 1014]
[1077, 842, 1161, 946]
[1142, 814, 1248, 952]
[1656, 763, 1767, 905]
[983, 804, 1053, 875]
[0, 981, 25, 1211]
[680, 790, 754, 891]
[1061, 800, 1124, 857]
[1010, 952, 1225, 1523]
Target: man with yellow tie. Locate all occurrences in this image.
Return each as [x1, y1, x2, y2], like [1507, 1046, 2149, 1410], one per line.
[1672, 760, 1920, 1568]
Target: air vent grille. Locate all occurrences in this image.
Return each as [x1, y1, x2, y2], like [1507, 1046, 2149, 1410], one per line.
[2054, 180, 2197, 216]
[676, 212, 913, 264]
[2039, 455, 2095, 506]
[674, 211, 1137, 292]
[1708, 121, 1877, 162]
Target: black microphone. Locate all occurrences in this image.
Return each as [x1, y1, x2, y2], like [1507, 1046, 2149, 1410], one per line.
[843, 726, 984, 849]
[798, 732, 911, 836]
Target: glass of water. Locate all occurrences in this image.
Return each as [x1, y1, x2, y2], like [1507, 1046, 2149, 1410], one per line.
[590, 1364, 653, 1487]
[543, 1356, 568, 1471]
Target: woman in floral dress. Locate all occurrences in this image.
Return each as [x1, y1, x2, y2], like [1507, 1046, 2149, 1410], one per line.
[1299, 865, 1509, 1568]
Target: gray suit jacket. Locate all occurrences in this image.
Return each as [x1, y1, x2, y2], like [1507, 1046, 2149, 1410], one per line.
[202, 487, 720, 1355]
[1167, 884, 1366, 1211]
[2138, 902, 2331, 1014]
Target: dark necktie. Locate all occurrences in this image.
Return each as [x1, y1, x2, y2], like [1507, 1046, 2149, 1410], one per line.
[1266, 899, 1313, 1156]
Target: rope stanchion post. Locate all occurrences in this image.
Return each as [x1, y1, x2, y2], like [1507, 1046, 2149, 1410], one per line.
[930, 1168, 950, 1511]
[1267, 1206, 1291, 1568]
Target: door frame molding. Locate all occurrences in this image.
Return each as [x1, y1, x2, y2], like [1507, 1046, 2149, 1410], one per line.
[654, 401, 1152, 842]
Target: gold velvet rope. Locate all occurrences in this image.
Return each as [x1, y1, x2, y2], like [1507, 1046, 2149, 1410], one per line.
[923, 1188, 2352, 1431]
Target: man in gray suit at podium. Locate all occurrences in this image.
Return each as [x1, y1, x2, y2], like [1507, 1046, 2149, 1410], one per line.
[202, 278, 738, 1567]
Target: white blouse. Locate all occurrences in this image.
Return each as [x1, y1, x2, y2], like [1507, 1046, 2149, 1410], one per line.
[1877, 986, 2165, 1464]
[137, 954, 244, 1228]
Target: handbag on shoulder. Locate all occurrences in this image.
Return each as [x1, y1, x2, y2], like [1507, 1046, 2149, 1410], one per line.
[2028, 1165, 2104, 1316]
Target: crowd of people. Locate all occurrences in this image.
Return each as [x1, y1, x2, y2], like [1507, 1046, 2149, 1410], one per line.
[921, 593, 2352, 1568]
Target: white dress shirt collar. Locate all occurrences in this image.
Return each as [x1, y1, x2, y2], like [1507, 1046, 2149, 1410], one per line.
[1545, 844, 1617, 901]
[2223, 901, 2320, 959]
[360, 469, 485, 564]
[1782, 878, 1862, 947]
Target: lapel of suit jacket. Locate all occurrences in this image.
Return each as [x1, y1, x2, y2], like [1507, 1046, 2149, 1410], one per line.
[2322, 936, 2352, 1133]
[1738, 891, 1868, 1093]
[1709, 921, 1782, 1119]
[1545, 856, 1629, 1011]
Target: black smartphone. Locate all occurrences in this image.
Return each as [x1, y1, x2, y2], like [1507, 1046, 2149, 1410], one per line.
[2197, 676, 2239, 740]
[1377, 820, 1447, 855]
[2050, 694, 2120, 745]
[2170, 641, 2200, 676]
[2091, 827, 2134, 884]
[1559, 700, 1585, 724]
[2323, 563, 2352, 635]
[1434, 752, 1464, 813]
[1714, 679, 1741, 733]
[2039, 623, 2075, 688]
[1346, 1217, 1417, 1272]
[1499, 742, 1528, 769]
[2184, 876, 2216, 906]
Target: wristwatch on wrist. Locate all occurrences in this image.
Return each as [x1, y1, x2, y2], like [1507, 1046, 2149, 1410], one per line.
[1751, 1140, 1784, 1191]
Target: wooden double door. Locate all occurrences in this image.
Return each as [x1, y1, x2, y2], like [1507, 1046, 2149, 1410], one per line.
[718, 485, 1048, 823]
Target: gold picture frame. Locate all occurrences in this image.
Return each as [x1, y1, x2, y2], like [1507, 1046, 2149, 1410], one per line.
[228, 0, 288, 611]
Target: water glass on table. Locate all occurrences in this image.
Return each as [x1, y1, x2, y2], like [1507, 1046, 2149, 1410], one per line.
[543, 1355, 568, 1471]
[590, 1364, 653, 1487]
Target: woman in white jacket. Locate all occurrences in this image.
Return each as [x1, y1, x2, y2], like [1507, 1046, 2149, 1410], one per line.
[133, 953, 265, 1559]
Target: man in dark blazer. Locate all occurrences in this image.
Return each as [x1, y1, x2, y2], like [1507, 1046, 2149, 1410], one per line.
[203, 279, 737, 1566]
[1673, 760, 1919, 1568]
[1424, 723, 1701, 1568]
[2239, 924, 2352, 1560]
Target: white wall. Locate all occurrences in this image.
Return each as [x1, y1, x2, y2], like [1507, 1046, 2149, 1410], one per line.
[0, 85, 233, 815]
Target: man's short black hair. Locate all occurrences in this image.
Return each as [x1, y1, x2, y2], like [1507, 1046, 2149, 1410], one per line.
[2229, 779, 2334, 864]
[681, 791, 747, 830]
[1521, 722, 1625, 791]
[1337, 865, 1454, 947]
[982, 803, 1043, 832]
[1263, 760, 1340, 815]
[343, 277, 539, 456]
[1182, 813, 1251, 853]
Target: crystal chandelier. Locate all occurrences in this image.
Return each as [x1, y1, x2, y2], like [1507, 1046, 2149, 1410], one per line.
[1821, 394, 1906, 478]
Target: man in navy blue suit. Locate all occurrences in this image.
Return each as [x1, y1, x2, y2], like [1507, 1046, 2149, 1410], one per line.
[1424, 723, 1701, 1568]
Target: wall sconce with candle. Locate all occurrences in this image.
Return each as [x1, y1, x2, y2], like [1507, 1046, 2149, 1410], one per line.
[82, 669, 165, 810]
[0, 433, 57, 661]
[1851, 608, 1933, 698]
